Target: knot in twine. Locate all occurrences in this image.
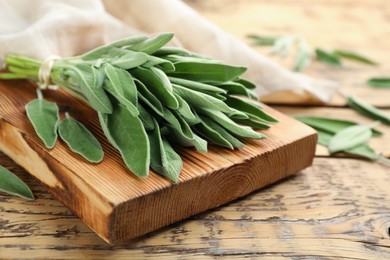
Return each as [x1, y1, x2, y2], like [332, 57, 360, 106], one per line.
[38, 55, 60, 90]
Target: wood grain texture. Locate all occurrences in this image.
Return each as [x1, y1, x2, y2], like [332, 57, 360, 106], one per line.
[1, 0, 390, 257]
[0, 79, 316, 243]
[1, 156, 390, 259]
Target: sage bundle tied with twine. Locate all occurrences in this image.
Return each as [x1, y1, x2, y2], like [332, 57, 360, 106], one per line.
[0, 33, 277, 183]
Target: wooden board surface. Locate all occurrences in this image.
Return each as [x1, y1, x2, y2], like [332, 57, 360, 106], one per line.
[1, 0, 390, 258]
[0, 79, 316, 243]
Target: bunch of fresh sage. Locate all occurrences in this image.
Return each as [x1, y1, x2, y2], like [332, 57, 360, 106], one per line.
[0, 33, 277, 187]
[247, 34, 377, 72]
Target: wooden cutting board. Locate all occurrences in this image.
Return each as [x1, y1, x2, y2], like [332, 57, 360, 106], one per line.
[0, 80, 317, 244]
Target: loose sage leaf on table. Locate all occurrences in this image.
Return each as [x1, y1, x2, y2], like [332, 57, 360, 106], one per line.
[295, 116, 382, 136]
[315, 48, 342, 67]
[367, 78, 390, 88]
[334, 49, 377, 66]
[347, 95, 390, 125]
[25, 97, 60, 149]
[0, 165, 34, 200]
[293, 40, 311, 72]
[317, 130, 379, 160]
[271, 36, 295, 56]
[328, 123, 377, 153]
[105, 104, 150, 178]
[58, 115, 104, 163]
[247, 34, 279, 46]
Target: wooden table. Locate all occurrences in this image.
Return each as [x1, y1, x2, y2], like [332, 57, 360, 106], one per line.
[1, 0, 390, 258]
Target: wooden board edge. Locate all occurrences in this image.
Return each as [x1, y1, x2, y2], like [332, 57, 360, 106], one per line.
[107, 130, 317, 244]
[0, 118, 114, 243]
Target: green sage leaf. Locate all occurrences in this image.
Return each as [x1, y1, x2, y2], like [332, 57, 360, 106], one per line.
[58, 115, 104, 163]
[142, 56, 175, 72]
[347, 95, 390, 125]
[197, 108, 266, 139]
[174, 93, 200, 124]
[293, 40, 311, 72]
[169, 77, 227, 95]
[271, 36, 295, 56]
[132, 67, 178, 109]
[367, 78, 390, 88]
[295, 115, 382, 136]
[0, 165, 34, 200]
[25, 97, 59, 149]
[168, 62, 246, 83]
[215, 81, 258, 100]
[148, 119, 182, 183]
[109, 49, 149, 69]
[137, 103, 155, 131]
[328, 122, 378, 153]
[315, 48, 342, 67]
[67, 64, 113, 113]
[200, 115, 244, 149]
[225, 96, 278, 123]
[317, 130, 379, 160]
[106, 105, 150, 178]
[173, 84, 232, 113]
[193, 120, 234, 150]
[247, 34, 279, 46]
[129, 33, 174, 54]
[236, 79, 256, 90]
[334, 49, 377, 66]
[81, 35, 148, 60]
[104, 64, 138, 116]
[135, 79, 164, 116]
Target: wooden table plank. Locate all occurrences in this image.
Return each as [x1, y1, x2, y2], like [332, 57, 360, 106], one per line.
[186, 0, 390, 107]
[1, 0, 390, 258]
[1, 155, 390, 259]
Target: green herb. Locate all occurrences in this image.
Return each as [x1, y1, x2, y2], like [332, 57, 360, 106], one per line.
[0, 33, 277, 183]
[367, 78, 390, 88]
[105, 104, 150, 178]
[334, 49, 377, 66]
[328, 122, 378, 153]
[315, 48, 342, 67]
[296, 115, 387, 162]
[316, 130, 379, 160]
[247, 35, 278, 46]
[295, 116, 382, 136]
[58, 114, 104, 163]
[25, 90, 59, 149]
[0, 165, 34, 200]
[346, 95, 390, 125]
[247, 34, 377, 71]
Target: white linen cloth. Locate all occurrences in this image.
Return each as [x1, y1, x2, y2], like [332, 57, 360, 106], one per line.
[0, 0, 338, 103]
